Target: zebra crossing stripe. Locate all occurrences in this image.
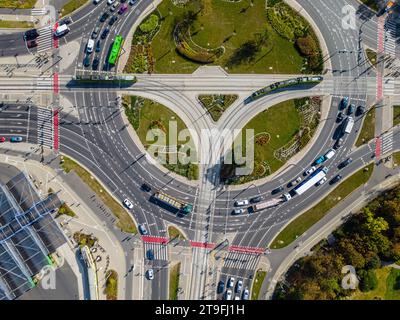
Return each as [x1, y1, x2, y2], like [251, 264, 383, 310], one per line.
[223, 252, 260, 270]
[144, 243, 168, 261]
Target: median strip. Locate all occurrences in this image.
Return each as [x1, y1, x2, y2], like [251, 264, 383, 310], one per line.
[270, 163, 374, 249]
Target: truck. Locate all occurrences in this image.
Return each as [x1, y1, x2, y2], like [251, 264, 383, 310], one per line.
[293, 167, 329, 196]
[342, 116, 354, 134]
[152, 191, 193, 214]
[251, 198, 284, 212]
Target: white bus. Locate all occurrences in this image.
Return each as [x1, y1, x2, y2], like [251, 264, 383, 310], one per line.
[294, 167, 328, 196]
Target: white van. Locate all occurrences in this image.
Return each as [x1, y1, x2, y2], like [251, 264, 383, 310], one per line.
[54, 24, 69, 37]
[324, 149, 336, 160]
[86, 39, 95, 53]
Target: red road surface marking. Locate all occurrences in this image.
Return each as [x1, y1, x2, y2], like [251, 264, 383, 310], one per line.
[189, 241, 215, 249]
[141, 235, 168, 244]
[53, 109, 59, 151]
[53, 22, 59, 49]
[228, 245, 265, 254]
[53, 72, 59, 93]
[377, 70, 383, 100]
[375, 137, 381, 159]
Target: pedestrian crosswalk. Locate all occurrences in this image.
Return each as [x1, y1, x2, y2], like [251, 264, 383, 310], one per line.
[37, 26, 53, 53]
[31, 8, 47, 16]
[381, 131, 393, 156]
[37, 108, 53, 148]
[143, 243, 169, 261]
[222, 252, 260, 271]
[384, 20, 398, 57]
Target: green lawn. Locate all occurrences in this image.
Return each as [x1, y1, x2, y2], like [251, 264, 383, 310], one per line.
[251, 270, 267, 300]
[122, 96, 198, 180]
[104, 270, 118, 300]
[356, 107, 376, 147]
[198, 94, 238, 122]
[365, 48, 377, 67]
[359, 0, 379, 11]
[0, 20, 34, 28]
[271, 163, 374, 249]
[168, 226, 186, 240]
[169, 262, 181, 300]
[394, 152, 400, 167]
[60, 0, 88, 17]
[0, 0, 36, 8]
[129, 0, 315, 74]
[60, 156, 138, 234]
[394, 105, 400, 127]
[56, 203, 76, 218]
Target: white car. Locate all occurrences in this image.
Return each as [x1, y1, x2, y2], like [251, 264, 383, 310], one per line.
[232, 208, 244, 215]
[234, 295, 240, 300]
[317, 177, 327, 186]
[234, 199, 249, 207]
[305, 166, 316, 176]
[225, 289, 232, 300]
[123, 198, 133, 209]
[242, 289, 249, 300]
[146, 269, 154, 280]
[128, 0, 136, 4]
[107, 0, 115, 4]
[227, 277, 235, 288]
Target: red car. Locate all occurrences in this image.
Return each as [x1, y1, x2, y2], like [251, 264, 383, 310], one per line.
[27, 40, 37, 48]
[0, 137, 5, 142]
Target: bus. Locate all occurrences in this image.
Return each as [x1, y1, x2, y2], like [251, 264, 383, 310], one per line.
[293, 167, 328, 196]
[152, 191, 193, 215]
[108, 35, 124, 65]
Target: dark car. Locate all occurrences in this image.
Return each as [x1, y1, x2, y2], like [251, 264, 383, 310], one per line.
[356, 105, 366, 116]
[95, 40, 101, 52]
[27, 40, 38, 48]
[271, 186, 284, 195]
[101, 27, 110, 39]
[339, 158, 353, 169]
[336, 112, 345, 123]
[141, 183, 151, 192]
[100, 12, 109, 22]
[109, 15, 118, 25]
[92, 56, 100, 70]
[330, 175, 342, 185]
[83, 55, 91, 67]
[250, 196, 262, 203]
[60, 17, 72, 25]
[146, 249, 154, 260]
[333, 137, 344, 150]
[348, 104, 355, 115]
[91, 26, 100, 39]
[24, 29, 39, 40]
[217, 281, 225, 294]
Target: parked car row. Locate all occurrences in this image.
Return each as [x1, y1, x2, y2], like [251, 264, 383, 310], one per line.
[0, 136, 23, 143]
[219, 277, 249, 300]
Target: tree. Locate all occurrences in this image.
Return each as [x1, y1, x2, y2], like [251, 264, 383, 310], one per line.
[358, 269, 378, 292]
[337, 238, 366, 269]
[365, 254, 381, 270]
[295, 35, 318, 56]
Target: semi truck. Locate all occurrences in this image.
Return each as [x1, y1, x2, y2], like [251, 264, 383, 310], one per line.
[251, 198, 284, 212]
[293, 167, 329, 196]
[152, 191, 193, 214]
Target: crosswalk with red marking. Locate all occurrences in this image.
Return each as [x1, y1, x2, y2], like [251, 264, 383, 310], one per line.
[189, 241, 215, 249]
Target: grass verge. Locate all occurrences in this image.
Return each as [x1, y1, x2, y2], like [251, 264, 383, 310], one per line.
[394, 105, 400, 127]
[60, 0, 88, 17]
[169, 262, 181, 300]
[60, 155, 137, 234]
[271, 163, 374, 249]
[356, 106, 376, 147]
[104, 270, 118, 300]
[365, 48, 377, 67]
[0, 0, 36, 8]
[251, 269, 267, 300]
[0, 20, 34, 28]
[73, 232, 97, 248]
[56, 203, 76, 218]
[168, 226, 186, 240]
[198, 94, 238, 122]
[393, 151, 400, 167]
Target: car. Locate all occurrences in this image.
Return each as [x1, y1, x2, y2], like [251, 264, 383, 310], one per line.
[0, 137, 5, 143]
[232, 208, 244, 215]
[110, 1, 120, 11]
[330, 174, 342, 184]
[334, 137, 344, 149]
[86, 39, 95, 53]
[60, 17, 72, 25]
[235, 280, 243, 294]
[92, 56, 100, 69]
[91, 26, 100, 39]
[123, 198, 133, 209]
[217, 280, 225, 294]
[234, 295, 240, 300]
[93, 0, 101, 4]
[100, 12, 109, 22]
[290, 177, 302, 186]
[234, 199, 249, 207]
[305, 166, 316, 176]
[242, 289, 249, 300]
[129, 0, 137, 5]
[316, 177, 327, 186]
[146, 269, 154, 280]
[146, 249, 154, 260]
[141, 183, 151, 192]
[225, 289, 232, 300]
[54, 24, 69, 37]
[271, 186, 284, 195]
[118, 3, 128, 14]
[348, 104, 355, 115]
[95, 40, 101, 52]
[24, 29, 39, 40]
[101, 27, 110, 39]
[336, 112, 345, 122]
[227, 277, 235, 288]
[314, 155, 325, 165]
[107, 0, 115, 4]
[339, 158, 353, 169]
[27, 40, 37, 48]
[83, 55, 90, 67]
[340, 96, 349, 110]
[109, 15, 118, 25]
[10, 136, 22, 142]
[120, 0, 126, 2]
[250, 196, 262, 203]
[356, 105, 366, 116]
[138, 224, 148, 235]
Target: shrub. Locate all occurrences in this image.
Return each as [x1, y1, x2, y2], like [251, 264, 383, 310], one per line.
[296, 35, 318, 56]
[358, 269, 378, 292]
[139, 14, 159, 33]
